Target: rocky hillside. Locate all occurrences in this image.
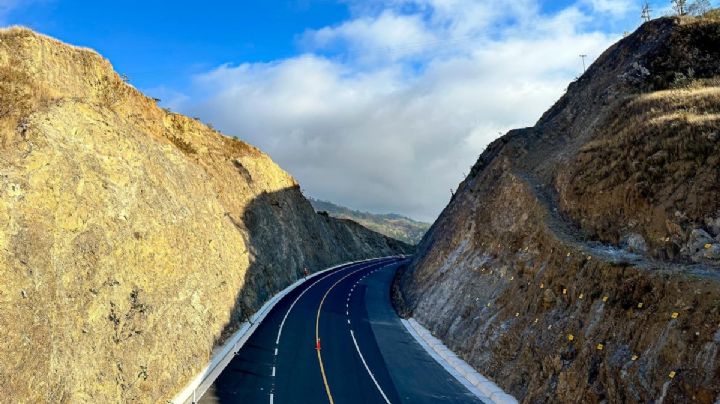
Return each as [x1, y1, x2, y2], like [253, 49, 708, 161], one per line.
[308, 197, 430, 245]
[397, 15, 720, 403]
[0, 27, 411, 402]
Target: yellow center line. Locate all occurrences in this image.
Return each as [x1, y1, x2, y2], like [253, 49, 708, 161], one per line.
[315, 265, 372, 404]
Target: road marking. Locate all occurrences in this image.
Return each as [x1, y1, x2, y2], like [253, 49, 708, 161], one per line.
[316, 264, 378, 404]
[269, 261, 374, 403]
[276, 265, 359, 345]
[350, 330, 392, 404]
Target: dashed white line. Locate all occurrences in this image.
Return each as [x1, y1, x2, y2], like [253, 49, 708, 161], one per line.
[349, 330, 392, 404]
[272, 366, 276, 377]
[270, 393, 274, 404]
[276, 267, 354, 345]
[274, 348, 278, 356]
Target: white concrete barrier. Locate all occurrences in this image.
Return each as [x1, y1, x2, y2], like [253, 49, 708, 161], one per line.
[172, 255, 405, 404]
[401, 318, 518, 404]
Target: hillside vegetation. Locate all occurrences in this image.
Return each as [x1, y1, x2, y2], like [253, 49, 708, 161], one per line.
[397, 15, 720, 403]
[0, 27, 411, 402]
[309, 198, 430, 245]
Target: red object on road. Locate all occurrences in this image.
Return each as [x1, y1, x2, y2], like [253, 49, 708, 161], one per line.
[316, 338, 321, 351]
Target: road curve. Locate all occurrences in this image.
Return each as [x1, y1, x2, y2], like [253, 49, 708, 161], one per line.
[200, 258, 483, 404]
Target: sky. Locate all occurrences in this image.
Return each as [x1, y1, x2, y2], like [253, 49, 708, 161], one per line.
[1, 0, 699, 222]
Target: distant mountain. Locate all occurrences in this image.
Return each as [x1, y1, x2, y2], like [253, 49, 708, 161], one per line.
[308, 198, 431, 245]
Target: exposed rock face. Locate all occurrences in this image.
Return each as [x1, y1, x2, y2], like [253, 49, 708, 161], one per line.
[0, 28, 411, 402]
[397, 16, 720, 403]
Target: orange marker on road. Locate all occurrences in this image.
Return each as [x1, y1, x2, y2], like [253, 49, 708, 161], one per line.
[316, 338, 321, 351]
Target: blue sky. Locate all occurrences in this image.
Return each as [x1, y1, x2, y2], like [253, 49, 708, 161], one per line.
[0, 0, 699, 221]
[5, 1, 352, 90]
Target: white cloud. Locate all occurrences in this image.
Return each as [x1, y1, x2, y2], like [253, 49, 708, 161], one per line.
[176, 0, 627, 222]
[584, 0, 634, 16]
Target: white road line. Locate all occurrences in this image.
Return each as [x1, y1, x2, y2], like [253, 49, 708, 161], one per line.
[272, 367, 276, 377]
[350, 330, 392, 404]
[346, 311, 349, 316]
[274, 348, 278, 356]
[276, 266, 356, 345]
[347, 319, 350, 324]
[270, 393, 274, 404]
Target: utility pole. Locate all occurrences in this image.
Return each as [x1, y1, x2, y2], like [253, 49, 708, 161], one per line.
[579, 54, 587, 73]
[641, 1, 652, 22]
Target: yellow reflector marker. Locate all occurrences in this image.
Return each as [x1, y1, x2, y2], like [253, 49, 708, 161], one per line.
[602, 296, 609, 302]
[540, 283, 544, 289]
[631, 355, 638, 361]
[671, 312, 679, 319]
[637, 302, 643, 308]
[705, 243, 712, 249]
[669, 371, 676, 379]
[597, 343, 604, 350]
[567, 334, 574, 341]
[562, 288, 567, 295]
[515, 312, 519, 317]
[579, 293, 584, 299]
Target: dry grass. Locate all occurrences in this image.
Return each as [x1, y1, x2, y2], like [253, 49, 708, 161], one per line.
[559, 85, 720, 258]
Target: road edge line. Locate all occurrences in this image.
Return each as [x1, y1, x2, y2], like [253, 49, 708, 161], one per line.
[171, 255, 407, 404]
[400, 318, 518, 404]
[349, 329, 392, 404]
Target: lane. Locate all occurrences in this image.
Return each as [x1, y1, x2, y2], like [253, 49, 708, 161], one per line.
[200, 258, 396, 403]
[363, 265, 484, 403]
[315, 264, 400, 404]
[201, 257, 483, 404]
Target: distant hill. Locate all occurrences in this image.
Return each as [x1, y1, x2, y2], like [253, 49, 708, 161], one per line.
[308, 198, 430, 245]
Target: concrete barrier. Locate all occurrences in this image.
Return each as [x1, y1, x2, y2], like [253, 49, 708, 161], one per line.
[401, 318, 518, 404]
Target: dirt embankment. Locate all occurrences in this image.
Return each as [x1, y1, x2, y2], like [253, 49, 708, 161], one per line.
[398, 15, 720, 403]
[0, 28, 411, 402]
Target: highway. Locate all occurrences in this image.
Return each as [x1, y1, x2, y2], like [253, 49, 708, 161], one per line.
[200, 257, 483, 404]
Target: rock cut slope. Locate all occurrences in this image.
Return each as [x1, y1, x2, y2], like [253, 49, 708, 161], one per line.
[0, 27, 412, 402]
[397, 15, 720, 403]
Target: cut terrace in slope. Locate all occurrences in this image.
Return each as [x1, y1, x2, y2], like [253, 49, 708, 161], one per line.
[398, 15, 720, 403]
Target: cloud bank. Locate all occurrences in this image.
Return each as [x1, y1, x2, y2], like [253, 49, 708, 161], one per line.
[174, 0, 634, 222]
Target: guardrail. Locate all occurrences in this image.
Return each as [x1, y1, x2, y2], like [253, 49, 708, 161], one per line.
[171, 255, 406, 404]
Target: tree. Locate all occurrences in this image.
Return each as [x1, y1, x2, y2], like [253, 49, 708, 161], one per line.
[688, 0, 711, 15]
[672, 0, 688, 15]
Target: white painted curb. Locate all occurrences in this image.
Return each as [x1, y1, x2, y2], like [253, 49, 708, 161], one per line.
[401, 318, 518, 404]
[172, 255, 406, 404]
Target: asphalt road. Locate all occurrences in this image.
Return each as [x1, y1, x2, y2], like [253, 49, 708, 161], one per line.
[200, 257, 483, 404]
